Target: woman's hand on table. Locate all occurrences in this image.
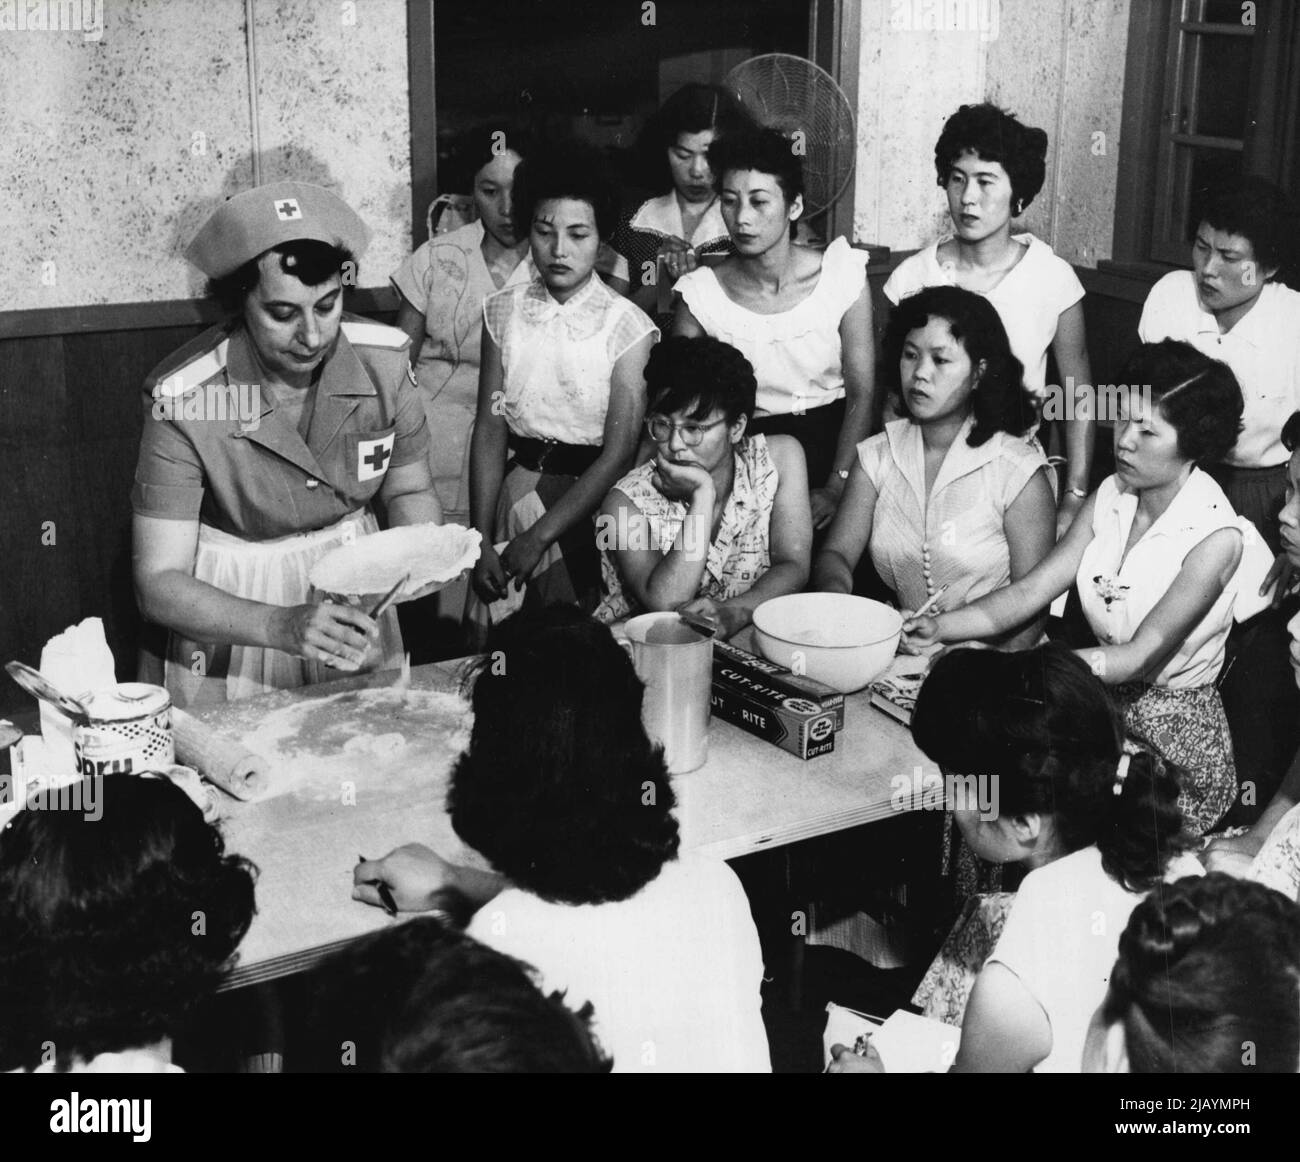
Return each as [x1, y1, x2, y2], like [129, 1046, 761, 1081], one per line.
[270, 601, 377, 670]
[657, 236, 699, 281]
[679, 596, 748, 640]
[353, 843, 455, 913]
[472, 543, 510, 603]
[826, 1042, 886, 1074]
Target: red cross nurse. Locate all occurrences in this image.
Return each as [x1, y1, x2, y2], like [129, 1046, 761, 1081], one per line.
[132, 182, 443, 708]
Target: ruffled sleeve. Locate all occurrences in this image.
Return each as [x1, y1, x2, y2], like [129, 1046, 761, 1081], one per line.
[606, 296, 660, 363]
[674, 265, 725, 332]
[817, 237, 870, 317]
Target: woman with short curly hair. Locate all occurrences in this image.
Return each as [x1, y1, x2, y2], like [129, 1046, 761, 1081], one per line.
[353, 606, 770, 1072]
[907, 340, 1276, 835]
[0, 776, 256, 1073]
[884, 102, 1095, 536]
[594, 334, 812, 638]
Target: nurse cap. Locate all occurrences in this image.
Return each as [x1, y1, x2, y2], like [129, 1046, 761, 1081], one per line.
[185, 181, 372, 278]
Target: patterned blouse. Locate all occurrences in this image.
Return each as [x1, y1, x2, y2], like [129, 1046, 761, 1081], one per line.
[596, 435, 778, 622]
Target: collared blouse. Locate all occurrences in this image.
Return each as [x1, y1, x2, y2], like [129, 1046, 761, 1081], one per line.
[859, 416, 1049, 611]
[1077, 469, 1274, 688]
[1139, 273, 1300, 468]
[483, 273, 658, 445]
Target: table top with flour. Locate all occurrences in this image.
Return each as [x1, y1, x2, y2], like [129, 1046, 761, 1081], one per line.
[197, 660, 938, 991]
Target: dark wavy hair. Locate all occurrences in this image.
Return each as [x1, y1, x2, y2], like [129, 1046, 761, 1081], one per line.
[206, 238, 355, 316]
[1121, 340, 1243, 465]
[708, 125, 805, 206]
[440, 120, 536, 195]
[1102, 874, 1300, 1073]
[637, 83, 756, 193]
[308, 917, 612, 1073]
[644, 335, 757, 425]
[911, 644, 1189, 891]
[0, 776, 257, 1072]
[934, 103, 1048, 216]
[511, 141, 621, 241]
[447, 606, 680, 905]
[883, 285, 1035, 444]
[1192, 174, 1298, 281]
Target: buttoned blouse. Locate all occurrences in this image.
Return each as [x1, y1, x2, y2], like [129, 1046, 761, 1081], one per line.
[483, 273, 658, 445]
[596, 435, 779, 622]
[1077, 470, 1273, 688]
[858, 416, 1048, 611]
[131, 317, 429, 540]
[1138, 272, 1300, 468]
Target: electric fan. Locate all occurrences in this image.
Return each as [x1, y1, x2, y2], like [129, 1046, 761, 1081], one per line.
[725, 53, 857, 220]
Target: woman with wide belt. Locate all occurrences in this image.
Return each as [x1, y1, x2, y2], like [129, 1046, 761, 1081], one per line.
[466, 145, 657, 640]
[132, 181, 442, 708]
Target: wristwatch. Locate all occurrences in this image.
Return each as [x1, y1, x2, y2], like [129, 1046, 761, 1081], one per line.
[835, 469, 850, 481]
[1065, 486, 1088, 499]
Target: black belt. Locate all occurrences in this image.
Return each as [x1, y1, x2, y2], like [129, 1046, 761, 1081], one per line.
[508, 435, 602, 476]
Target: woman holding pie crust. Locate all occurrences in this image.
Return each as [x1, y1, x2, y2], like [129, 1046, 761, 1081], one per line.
[132, 181, 442, 709]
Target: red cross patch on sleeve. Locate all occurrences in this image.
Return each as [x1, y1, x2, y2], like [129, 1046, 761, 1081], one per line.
[357, 433, 396, 481]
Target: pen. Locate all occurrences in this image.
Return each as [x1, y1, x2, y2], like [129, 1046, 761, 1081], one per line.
[908, 584, 949, 623]
[358, 853, 398, 916]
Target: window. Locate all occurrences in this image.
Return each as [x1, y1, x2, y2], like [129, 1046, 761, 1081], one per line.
[1113, 0, 1300, 270]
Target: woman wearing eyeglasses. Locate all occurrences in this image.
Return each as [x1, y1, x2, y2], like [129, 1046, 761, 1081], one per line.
[594, 336, 812, 639]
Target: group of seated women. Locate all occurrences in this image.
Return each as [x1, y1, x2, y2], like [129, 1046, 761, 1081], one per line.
[104, 77, 1300, 1071]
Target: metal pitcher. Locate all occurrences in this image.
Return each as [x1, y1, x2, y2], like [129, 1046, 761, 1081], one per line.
[621, 612, 713, 774]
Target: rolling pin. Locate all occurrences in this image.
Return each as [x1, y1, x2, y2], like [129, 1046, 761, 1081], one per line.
[171, 707, 270, 800]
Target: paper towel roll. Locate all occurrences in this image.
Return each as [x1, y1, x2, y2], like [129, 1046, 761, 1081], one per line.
[171, 708, 269, 800]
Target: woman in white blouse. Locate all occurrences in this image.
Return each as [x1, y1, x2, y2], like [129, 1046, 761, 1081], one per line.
[906, 340, 1274, 836]
[467, 145, 657, 639]
[883, 103, 1094, 536]
[672, 126, 874, 530]
[813, 286, 1055, 650]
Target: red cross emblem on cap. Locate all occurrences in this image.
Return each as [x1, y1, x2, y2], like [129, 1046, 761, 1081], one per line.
[275, 198, 302, 221]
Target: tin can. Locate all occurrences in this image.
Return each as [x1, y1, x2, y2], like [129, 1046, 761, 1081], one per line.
[73, 684, 174, 779]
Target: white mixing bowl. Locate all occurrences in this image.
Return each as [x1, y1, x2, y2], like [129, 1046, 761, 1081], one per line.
[752, 594, 903, 693]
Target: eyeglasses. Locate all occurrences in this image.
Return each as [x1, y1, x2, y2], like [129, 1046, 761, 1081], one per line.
[645, 416, 728, 446]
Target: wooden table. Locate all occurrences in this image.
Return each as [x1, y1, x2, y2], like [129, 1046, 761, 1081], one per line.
[202, 663, 941, 990]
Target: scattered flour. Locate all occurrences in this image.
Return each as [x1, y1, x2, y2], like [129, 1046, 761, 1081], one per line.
[238, 687, 472, 802]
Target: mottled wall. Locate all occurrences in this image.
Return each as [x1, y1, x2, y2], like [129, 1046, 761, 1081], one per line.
[0, 0, 410, 311]
[852, 0, 1130, 267]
